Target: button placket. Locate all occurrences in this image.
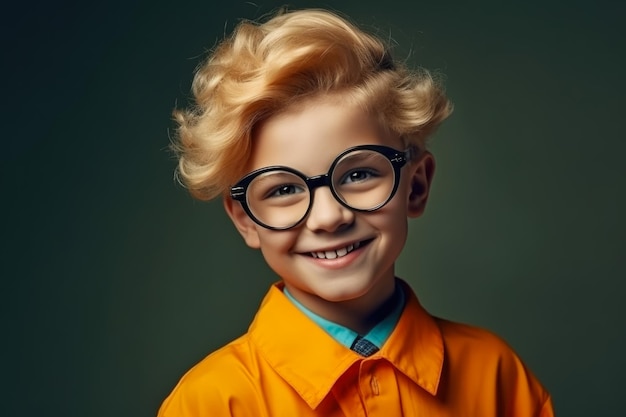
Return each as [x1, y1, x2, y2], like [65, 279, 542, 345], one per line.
[357, 359, 402, 416]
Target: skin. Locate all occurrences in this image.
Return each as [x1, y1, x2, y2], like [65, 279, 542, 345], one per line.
[224, 95, 435, 334]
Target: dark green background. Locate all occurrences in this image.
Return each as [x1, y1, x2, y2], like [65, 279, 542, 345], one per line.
[3, 0, 624, 416]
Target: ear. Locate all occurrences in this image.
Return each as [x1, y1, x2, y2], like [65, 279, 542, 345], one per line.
[223, 196, 261, 249]
[406, 151, 435, 218]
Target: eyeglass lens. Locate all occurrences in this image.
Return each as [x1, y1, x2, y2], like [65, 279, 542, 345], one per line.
[245, 149, 396, 229]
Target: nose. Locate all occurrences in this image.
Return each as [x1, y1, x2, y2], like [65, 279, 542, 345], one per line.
[305, 186, 355, 232]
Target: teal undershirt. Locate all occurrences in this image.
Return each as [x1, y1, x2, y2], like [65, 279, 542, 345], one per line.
[283, 280, 405, 349]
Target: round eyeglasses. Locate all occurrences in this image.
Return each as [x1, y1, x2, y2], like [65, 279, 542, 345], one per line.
[230, 144, 414, 230]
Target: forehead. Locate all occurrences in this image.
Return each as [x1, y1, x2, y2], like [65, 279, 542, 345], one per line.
[246, 97, 402, 175]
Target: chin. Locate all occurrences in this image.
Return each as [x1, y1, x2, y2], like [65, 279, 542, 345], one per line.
[314, 282, 373, 303]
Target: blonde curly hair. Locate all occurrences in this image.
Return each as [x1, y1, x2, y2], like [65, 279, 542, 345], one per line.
[172, 8, 452, 201]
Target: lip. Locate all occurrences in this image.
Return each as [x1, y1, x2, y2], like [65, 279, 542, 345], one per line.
[300, 238, 373, 256]
[298, 238, 374, 269]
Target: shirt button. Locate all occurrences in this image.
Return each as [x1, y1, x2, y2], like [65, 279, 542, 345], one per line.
[370, 375, 380, 396]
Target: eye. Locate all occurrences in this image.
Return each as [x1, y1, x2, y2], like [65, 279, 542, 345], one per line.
[267, 184, 306, 198]
[341, 169, 378, 184]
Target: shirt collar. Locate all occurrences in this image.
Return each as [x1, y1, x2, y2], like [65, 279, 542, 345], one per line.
[248, 279, 444, 409]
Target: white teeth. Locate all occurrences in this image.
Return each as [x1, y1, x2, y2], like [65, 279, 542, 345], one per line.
[311, 242, 362, 259]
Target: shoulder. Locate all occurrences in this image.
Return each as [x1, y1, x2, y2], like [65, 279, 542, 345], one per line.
[435, 316, 531, 374]
[435, 317, 514, 355]
[157, 334, 267, 417]
[435, 318, 554, 416]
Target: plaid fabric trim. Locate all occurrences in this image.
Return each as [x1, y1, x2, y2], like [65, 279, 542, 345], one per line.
[350, 336, 380, 357]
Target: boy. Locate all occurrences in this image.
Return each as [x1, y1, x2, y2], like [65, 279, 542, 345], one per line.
[159, 8, 554, 417]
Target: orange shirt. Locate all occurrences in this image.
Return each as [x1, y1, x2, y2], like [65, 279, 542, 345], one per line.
[158, 280, 554, 416]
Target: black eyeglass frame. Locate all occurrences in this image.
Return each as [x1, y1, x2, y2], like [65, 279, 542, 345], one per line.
[229, 144, 415, 230]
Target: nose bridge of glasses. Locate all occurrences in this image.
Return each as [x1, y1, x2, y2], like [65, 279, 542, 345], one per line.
[305, 174, 332, 192]
[306, 173, 348, 212]
[304, 172, 354, 231]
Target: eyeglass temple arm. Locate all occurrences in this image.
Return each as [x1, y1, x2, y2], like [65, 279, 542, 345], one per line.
[230, 186, 245, 200]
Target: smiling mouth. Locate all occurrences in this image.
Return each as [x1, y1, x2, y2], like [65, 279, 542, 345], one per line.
[309, 239, 371, 259]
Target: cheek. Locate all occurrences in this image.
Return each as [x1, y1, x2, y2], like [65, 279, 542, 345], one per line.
[373, 198, 410, 244]
[367, 203, 409, 238]
[257, 230, 299, 257]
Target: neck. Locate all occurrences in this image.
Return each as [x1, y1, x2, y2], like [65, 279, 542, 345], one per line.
[285, 278, 398, 335]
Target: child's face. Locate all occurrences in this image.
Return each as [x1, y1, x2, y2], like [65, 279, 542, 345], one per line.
[225, 96, 434, 311]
